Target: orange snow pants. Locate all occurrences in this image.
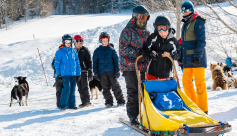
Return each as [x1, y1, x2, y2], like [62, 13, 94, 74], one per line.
[182, 68, 208, 112]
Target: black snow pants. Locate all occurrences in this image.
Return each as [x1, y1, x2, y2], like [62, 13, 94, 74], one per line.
[100, 74, 125, 106]
[122, 71, 145, 119]
[76, 72, 90, 103]
[55, 78, 63, 107]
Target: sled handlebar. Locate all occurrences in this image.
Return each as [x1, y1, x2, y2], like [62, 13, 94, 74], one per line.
[135, 55, 180, 85]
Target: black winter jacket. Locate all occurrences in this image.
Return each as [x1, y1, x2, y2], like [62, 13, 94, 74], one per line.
[93, 45, 120, 75]
[143, 29, 180, 77]
[74, 46, 92, 72]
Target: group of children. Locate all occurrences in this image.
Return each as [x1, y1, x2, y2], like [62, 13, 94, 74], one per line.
[52, 32, 126, 110]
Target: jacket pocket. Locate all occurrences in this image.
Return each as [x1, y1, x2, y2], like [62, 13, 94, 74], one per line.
[186, 50, 195, 55]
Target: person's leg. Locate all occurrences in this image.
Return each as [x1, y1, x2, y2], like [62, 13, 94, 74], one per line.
[56, 78, 63, 107]
[123, 71, 145, 123]
[59, 76, 70, 108]
[108, 74, 125, 105]
[182, 68, 197, 103]
[100, 75, 113, 105]
[77, 72, 90, 104]
[194, 68, 208, 112]
[68, 76, 76, 108]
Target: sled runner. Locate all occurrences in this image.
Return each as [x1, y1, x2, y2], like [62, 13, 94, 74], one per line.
[119, 55, 232, 136]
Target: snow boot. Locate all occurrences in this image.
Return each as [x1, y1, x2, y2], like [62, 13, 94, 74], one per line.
[130, 118, 139, 126]
[79, 102, 91, 108]
[69, 106, 78, 110]
[117, 103, 125, 107]
[106, 104, 113, 108]
[59, 107, 67, 110]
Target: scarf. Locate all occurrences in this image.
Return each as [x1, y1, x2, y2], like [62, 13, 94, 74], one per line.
[181, 13, 194, 23]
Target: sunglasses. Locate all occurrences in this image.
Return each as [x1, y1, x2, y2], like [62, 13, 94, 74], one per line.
[137, 14, 148, 21]
[182, 9, 192, 13]
[74, 39, 83, 42]
[156, 25, 169, 31]
[64, 40, 72, 44]
[101, 35, 109, 39]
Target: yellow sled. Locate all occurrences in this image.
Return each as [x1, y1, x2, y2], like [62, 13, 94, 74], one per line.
[133, 55, 231, 136]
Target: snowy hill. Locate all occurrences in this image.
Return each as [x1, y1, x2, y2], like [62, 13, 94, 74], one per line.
[0, 3, 237, 136]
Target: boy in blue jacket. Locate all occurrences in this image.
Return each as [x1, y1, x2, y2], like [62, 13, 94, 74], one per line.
[54, 34, 81, 110]
[93, 32, 125, 108]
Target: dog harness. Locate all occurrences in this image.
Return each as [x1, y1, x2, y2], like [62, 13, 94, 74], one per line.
[215, 70, 226, 83]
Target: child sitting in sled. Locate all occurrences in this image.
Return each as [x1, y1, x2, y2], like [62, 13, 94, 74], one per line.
[143, 16, 180, 80]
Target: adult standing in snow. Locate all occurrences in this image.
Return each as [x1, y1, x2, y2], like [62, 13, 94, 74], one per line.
[119, 6, 150, 126]
[73, 35, 93, 108]
[55, 34, 81, 110]
[179, 0, 208, 114]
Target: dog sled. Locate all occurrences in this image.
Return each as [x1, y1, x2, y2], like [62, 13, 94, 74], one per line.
[119, 55, 232, 136]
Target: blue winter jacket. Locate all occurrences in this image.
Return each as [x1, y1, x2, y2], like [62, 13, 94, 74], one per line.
[93, 45, 120, 75]
[181, 13, 207, 68]
[54, 46, 81, 77]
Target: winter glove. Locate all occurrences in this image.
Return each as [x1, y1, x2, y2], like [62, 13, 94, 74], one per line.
[114, 70, 120, 79]
[88, 70, 93, 82]
[150, 52, 157, 60]
[57, 75, 63, 84]
[76, 76, 81, 82]
[192, 58, 201, 66]
[94, 72, 100, 81]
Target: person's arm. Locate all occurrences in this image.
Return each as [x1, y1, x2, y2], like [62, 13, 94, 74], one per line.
[92, 49, 99, 73]
[54, 51, 62, 76]
[112, 49, 120, 70]
[194, 20, 206, 59]
[119, 28, 138, 58]
[85, 48, 92, 71]
[170, 38, 180, 60]
[73, 50, 81, 76]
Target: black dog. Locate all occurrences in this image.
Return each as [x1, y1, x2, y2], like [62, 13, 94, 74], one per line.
[10, 76, 29, 107]
[223, 65, 232, 75]
[89, 77, 102, 100]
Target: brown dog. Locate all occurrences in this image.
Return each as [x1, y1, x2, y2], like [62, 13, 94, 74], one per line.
[210, 63, 228, 91]
[233, 79, 237, 88]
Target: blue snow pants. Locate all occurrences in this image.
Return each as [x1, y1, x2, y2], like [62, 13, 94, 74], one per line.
[59, 76, 76, 108]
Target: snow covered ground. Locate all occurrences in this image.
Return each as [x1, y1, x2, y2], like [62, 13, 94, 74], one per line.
[0, 2, 237, 136]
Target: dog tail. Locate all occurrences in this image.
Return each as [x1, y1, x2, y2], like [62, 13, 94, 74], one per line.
[11, 87, 17, 100]
[216, 86, 222, 91]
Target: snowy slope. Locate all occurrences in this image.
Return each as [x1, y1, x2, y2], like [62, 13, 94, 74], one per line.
[0, 2, 237, 136]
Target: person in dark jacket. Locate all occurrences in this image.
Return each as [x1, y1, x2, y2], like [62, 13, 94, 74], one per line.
[180, 0, 208, 114]
[119, 6, 150, 126]
[143, 16, 180, 80]
[54, 34, 81, 110]
[73, 35, 93, 108]
[93, 32, 125, 108]
[51, 57, 63, 108]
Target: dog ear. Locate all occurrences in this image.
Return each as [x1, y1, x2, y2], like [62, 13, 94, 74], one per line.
[217, 62, 219, 65]
[23, 77, 26, 80]
[210, 63, 212, 66]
